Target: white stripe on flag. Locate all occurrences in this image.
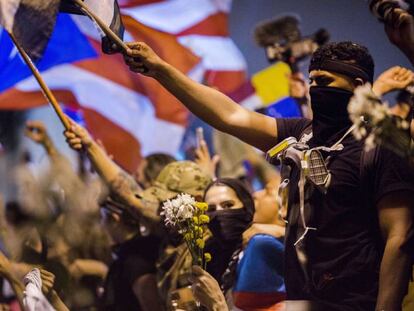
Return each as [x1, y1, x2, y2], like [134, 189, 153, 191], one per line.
[15, 65, 185, 156]
[71, 14, 133, 43]
[70, 14, 101, 41]
[121, 0, 222, 34]
[83, 0, 115, 37]
[177, 35, 246, 71]
[211, 0, 232, 13]
[0, 0, 20, 31]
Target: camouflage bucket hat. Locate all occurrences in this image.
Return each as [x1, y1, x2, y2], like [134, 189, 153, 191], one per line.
[139, 161, 212, 206]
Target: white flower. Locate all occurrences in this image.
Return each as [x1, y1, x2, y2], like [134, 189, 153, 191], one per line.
[176, 203, 194, 220]
[180, 193, 195, 205]
[161, 193, 196, 227]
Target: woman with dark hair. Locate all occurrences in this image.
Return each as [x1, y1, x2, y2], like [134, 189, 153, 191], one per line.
[202, 178, 285, 311]
[203, 178, 255, 284]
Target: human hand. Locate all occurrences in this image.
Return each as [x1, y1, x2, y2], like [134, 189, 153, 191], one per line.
[123, 42, 165, 77]
[40, 269, 55, 297]
[63, 119, 93, 151]
[194, 140, 219, 179]
[242, 224, 261, 246]
[384, 8, 414, 63]
[190, 266, 228, 311]
[25, 121, 50, 145]
[242, 223, 285, 246]
[373, 66, 414, 96]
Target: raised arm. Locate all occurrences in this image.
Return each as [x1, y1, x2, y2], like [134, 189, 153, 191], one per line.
[123, 42, 278, 152]
[372, 66, 414, 97]
[0, 251, 25, 310]
[64, 121, 159, 222]
[375, 191, 414, 310]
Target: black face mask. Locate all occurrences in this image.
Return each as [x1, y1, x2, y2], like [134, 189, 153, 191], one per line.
[310, 86, 354, 144]
[208, 209, 252, 248]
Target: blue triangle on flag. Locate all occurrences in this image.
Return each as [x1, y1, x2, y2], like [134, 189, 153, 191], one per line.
[0, 13, 97, 92]
[264, 96, 302, 118]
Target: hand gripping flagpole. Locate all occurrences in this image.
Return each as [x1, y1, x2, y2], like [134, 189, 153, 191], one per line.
[7, 32, 71, 130]
[72, 0, 130, 53]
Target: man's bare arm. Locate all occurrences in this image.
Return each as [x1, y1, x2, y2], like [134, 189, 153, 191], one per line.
[124, 42, 278, 152]
[376, 192, 414, 310]
[64, 122, 161, 222]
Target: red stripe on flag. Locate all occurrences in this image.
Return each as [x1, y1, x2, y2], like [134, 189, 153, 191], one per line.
[233, 291, 286, 311]
[0, 88, 77, 110]
[74, 39, 147, 95]
[204, 70, 247, 94]
[82, 108, 142, 172]
[119, 0, 164, 8]
[123, 15, 200, 126]
[227, 79, 256, 103]
[177, 13, 229, 37]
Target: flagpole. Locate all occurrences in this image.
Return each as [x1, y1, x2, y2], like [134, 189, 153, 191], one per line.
[72, 0, 130, 53]
[8, 32, 70, 129]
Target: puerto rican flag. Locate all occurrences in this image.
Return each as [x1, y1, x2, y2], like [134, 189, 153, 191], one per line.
[0, 0, 247, 172]
[0, 0, 61, 62]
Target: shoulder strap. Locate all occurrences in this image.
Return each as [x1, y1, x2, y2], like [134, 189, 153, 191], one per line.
[298, 124, 313, 144]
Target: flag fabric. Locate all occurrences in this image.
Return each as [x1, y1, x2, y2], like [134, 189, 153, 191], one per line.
[229, 62, 303, 118]
[0, 0, 247, 172]
[0, 0, 61, 62]
[60, 0, 125, 54]
[232, 234, 286, 311]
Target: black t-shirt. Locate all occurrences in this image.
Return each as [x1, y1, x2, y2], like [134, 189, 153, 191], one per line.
[277, 118, 414, 311]
[101, 234, 161, 311]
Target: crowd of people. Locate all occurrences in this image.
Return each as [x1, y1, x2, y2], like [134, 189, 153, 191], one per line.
[0, 1, 414, 311]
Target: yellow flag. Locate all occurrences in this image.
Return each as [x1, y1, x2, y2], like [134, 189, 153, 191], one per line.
[251, 62, 291, 106]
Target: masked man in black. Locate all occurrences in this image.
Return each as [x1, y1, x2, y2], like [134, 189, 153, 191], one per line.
[123, 41, 414, 310]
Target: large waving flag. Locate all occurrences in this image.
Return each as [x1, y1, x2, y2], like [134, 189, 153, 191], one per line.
[0, 0, 247, 172]
[0, 0, 61, 62]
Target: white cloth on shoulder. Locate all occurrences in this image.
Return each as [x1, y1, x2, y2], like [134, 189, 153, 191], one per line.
[23, 268, 55, 311]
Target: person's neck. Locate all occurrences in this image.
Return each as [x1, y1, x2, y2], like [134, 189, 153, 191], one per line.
[311, 117, 352, 146]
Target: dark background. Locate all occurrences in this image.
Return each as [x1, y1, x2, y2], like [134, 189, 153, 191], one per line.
[230, 0, 411, 78]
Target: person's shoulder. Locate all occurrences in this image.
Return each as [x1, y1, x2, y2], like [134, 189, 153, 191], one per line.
[364, 146, 414, 204]
[276, 117, 312, 141]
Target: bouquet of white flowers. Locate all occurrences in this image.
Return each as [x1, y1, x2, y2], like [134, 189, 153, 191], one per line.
[348, 84, 413, 158]
[161, 193, 211, 268]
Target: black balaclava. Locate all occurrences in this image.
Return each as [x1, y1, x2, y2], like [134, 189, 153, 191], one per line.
[203, 178, 255, 283]
[309, 86, 354, 145]
[308, 59, 373, 145]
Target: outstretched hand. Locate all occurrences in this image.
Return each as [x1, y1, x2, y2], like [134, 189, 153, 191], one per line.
[123, 42, 165, 77]
[63, 119, 93, 151]
[373, 66, 414, 96]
